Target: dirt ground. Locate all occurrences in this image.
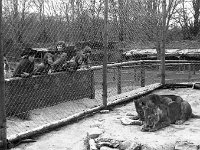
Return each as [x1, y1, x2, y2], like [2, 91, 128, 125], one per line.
[12, 87, 200, 150]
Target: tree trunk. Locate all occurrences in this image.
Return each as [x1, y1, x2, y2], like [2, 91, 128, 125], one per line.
[118, 0, 124, 42]
[91, 0, 96, 41]
[193, 0, 200, 36]
[71, 0, 75, 22]
[65, 3, 70, 24]
[13, 0, 21, 44]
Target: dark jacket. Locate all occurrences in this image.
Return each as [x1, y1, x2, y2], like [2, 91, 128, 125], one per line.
[52, 52, 68, 72]
[12, 58, 34, 77]
[34, 52, 54, 75]
[63, 53, 90, 71]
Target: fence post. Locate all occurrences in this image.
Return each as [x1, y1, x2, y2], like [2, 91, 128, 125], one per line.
[188, 63, 191, 82]
[133, 65, 137, 81]
[0, 0, 7, 149]
[141, 61, 145, 87]
[193, 63, 196, 75]
[90, 70, 95, 99]
[117, 66, 122, 94]
[102, 0, 108, 107]
[178, 57, 181, 72]
[161, 0, 166, 85]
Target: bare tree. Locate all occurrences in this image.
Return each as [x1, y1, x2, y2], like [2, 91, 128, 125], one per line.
[70, 0, 75, 22]
[142, 0, 182, 59]
[13, 0, 19, 43]
[192, 0, 200, 36]
[11, 0, 32, 44]
[118, 0, 124, 42]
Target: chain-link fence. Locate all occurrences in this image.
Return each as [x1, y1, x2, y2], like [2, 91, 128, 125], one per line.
[1, 0, 200, 147]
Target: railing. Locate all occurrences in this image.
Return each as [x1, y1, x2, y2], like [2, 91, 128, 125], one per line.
[91, 60, 200, 102]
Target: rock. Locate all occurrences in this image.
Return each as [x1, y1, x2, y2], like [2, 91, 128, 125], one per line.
[87, 127, 104, 139]
[98, 118, 105, 122]
[119, 141, 142, 150]
[89, 139, 98, 150]
[128, 116, 140, 120]
[100, 146, 119, 150]
[100, 110, 110, 113]
[119, 141, 132, 150]
[96, 138, 120, 149]
[90, 120, 103, 128]
[126, 113, 137, 116]
[97, 142, 114, 148]
[174, 141, 199, 150]
[120, 117, 143, 125]
[142, 146, 157, 150]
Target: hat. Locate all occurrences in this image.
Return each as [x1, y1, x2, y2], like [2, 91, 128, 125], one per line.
[56, 41, 66, 47]
[21, 48, 36, 57]
[28, 50, 36, 56]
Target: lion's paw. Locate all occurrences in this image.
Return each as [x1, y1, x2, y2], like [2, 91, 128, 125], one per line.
[141, 126, 149, 132]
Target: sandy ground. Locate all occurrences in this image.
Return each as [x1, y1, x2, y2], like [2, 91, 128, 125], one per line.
[12, 87, 200, 150]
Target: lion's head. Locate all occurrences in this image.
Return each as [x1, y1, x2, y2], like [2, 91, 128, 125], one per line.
[143, 106, 159, 128]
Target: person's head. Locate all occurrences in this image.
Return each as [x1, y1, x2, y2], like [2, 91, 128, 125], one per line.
[3, 56, 8, 64]
[43, 52, 53, 65]
[56, 41, 66, 51]
[83, 46, 92, 56]
[27, 50, 35, 62]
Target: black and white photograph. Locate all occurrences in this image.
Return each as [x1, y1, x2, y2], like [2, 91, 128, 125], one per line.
[0, 0, 200, 150]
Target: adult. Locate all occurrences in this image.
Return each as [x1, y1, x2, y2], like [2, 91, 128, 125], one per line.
[12, 48, 36, 78]
[51, 41, 69, 72]
[34, 52, 54, 75]
[63, 46, 92, 71]
[80, 46, 92, 68]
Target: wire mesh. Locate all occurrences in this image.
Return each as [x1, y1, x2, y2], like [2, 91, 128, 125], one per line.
[2, 0, 200, 142]
[162, 62, 200, 84]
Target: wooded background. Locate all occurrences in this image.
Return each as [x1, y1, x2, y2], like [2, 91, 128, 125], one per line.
[2, 0, 200, 60]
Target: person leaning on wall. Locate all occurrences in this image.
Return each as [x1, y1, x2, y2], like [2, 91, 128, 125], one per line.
[12, 48, 36, 78]
[33, 52, 54, 75]
[81, 45, 92, 68]
[51, 41, 70, 72]
[63, 46, 92, 71]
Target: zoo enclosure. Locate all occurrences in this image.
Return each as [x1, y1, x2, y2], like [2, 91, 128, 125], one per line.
[0, 0, 200, 149]
[3, 60, 200, 146]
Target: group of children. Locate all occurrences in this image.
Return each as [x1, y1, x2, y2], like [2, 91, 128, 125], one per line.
[6, 41, 92, 78]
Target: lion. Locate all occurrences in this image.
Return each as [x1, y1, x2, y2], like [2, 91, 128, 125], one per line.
[134, 94, 183, 121]
[141, 95, 200, 132]
[141, 103, 170, 132]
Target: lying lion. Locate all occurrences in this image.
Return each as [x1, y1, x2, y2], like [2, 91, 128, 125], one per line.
[134, 94, 182, 121]
[134, 94, 200, 132]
